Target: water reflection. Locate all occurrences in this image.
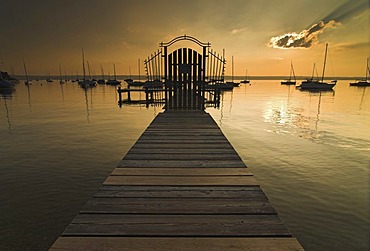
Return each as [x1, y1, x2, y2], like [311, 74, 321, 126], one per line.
[0, 88, 15, 133]
[357, 87, 368, 112]
[0, 87, 15, 98]
[263, 89, 336, 144]
[60, 83, 65, 101]
[26, 84, 32, 111]
[83, 87, 91, 122]
[81, 85, 97, 122]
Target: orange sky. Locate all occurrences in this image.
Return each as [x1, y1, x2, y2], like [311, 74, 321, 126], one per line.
[0, 0, 368, 77]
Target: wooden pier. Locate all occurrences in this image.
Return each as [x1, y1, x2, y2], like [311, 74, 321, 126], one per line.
[50, 110, 303, 250]
[117, 85, 221, 108]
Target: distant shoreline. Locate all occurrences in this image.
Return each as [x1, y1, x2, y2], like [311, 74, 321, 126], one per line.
[10, 75, 361, 81]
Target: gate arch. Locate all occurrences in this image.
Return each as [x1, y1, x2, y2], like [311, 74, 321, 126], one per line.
[144, 35, 225, 110]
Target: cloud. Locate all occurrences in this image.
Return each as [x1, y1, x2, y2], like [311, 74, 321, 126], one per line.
[231, 28, 246, 35]
[334, 42, 370, 51]
[268, 20, 339, 49]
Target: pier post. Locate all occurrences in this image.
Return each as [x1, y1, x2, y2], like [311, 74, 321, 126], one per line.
[118, 86, 122, 107]
[145, 86, 149, 108]
[127, 84, 131, 102]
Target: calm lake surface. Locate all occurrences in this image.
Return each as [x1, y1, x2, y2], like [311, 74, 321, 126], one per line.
[0, 79, 369, 250]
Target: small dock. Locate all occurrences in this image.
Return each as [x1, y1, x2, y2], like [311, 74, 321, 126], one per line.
[50, 110, 303, 250]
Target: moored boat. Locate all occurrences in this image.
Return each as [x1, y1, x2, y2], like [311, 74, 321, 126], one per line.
[350, 58, 369, 87]
[240, 69, 250, 84]
[0, 79, 14, 88]
[281, 62, 296, 85]
[106, 63, 121, 85]
[297, 43, 336, 91]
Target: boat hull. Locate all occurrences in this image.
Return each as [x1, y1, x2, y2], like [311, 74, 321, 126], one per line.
[349, 81, 370, 87]
[106, 80, 121, 85]
[0, 79, 15, 88]
[298, 81, 336, 90]
[281, 80, 296, 85]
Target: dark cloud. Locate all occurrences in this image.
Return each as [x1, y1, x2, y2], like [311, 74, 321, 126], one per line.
[268, 0, 368, 49]
[268, 21, 337, 49]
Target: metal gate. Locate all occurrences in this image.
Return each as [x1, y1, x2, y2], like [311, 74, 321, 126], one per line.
[144, 35, 225, 110]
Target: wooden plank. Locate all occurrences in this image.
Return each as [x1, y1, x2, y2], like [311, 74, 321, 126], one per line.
[94, 186, 265, 198]
[103, 175, 258, 186]
[135, 139, 230, 144]
[139, 135, 227, 140]
[144, 128, 222, 132]
[142, 132, 224, 136]
[80, 197, 275, 214]
[63, 214, 291, 237]
[127, 148, 236, 154]
[118, 160, 247, 168]
[131, 143, 235, 149]
[98, 185, 262, 191]
[111, 168, 252, 176]
[123, 153, 242, 160]
[50, 237, 304, 251]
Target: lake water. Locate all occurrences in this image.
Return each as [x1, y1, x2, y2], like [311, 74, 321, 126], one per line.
[0, 79, 369, 250]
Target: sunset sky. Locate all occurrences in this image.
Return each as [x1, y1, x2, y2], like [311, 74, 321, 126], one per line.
[0, 0, 368, 77]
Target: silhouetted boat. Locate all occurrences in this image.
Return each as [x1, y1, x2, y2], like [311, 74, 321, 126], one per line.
[350, 58, 369, 87]
[106, 63, 121, 85]
[217, 82, 234, 90]
[240, 69, 250, 84]
[22, 57, 32, 85]
[0, 78, 14, 88]
[298, 43, 336, 91]
[128, 59, 145, 86]
[78, 49, 97, 88]
[46, 69, 53, 82]
[226, 56, 238, 87]
[97, 65, 106, 84]
[59, 64, 65, 84]
[281, 62, 296, 85]
[0, 71, 19, 84]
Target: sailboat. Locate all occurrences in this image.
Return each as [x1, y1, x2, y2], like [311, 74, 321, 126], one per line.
[22, 57, 32, 85]
[298, 43, 336, 90]
[127, 59, 146, 86]
[106, 63, 121, 85]
[350, 58, 370, 87]
[240, 69, 250, 84]
[59, 64, 65, 84]
[224, 55, 237, 88]
[0, 75, 14, 88]
[78, 49, 97, 88]
[46, 69, 53, 83]
[281, 62, 296, 85]
[97, 64, 106, 84]
[0, 65, 15, 88]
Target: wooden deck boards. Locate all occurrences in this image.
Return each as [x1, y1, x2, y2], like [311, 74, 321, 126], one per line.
[50, 110, 303, 250]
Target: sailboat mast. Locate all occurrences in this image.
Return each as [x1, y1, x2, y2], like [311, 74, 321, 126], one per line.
[321, 43, 328, 82]
[138, 58, 141, 81]
[22, 57, 29, 81]
[291, 62, 296, 80]
[311, 63, 315, 80]
[82, 49, 86, 81]
[59, 63, 62, 80]
[231, 55, 234, 82]
[100, 64, 104, 79]
[87, 61, 92, 79]
[113, 64, 117, 80]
